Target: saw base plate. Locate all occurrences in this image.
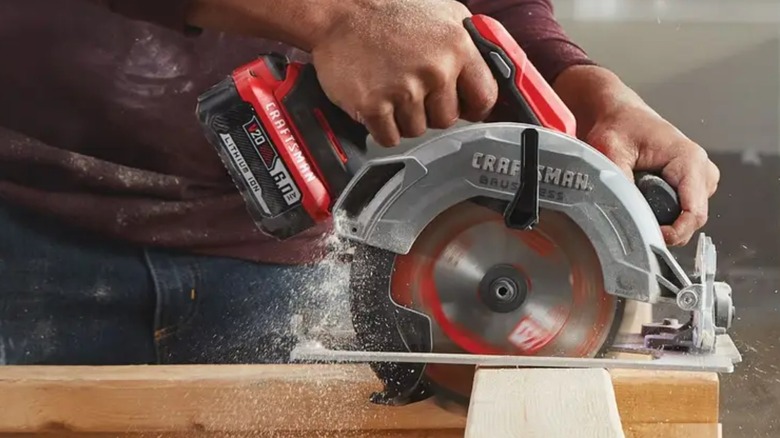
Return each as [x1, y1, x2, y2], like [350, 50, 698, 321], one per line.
[290, 334, 742, 373]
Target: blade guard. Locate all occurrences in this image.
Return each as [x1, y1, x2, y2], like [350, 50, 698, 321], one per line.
[334, 123, 687, 305]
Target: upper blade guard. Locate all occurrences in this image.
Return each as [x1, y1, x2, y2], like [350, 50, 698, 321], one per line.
[334, 123, 680, 306]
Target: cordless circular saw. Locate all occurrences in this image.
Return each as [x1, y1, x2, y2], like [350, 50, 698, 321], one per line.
[196, 15, 741, 407]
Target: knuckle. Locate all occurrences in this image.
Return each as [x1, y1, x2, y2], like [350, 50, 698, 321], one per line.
[686, 143, 709, 161]
[453, 29, 474, 52]
[451, 2, 471, 16]
[423, 65, 452, 89]
[393, 87, 417, 106]
[466, 88, 497, 120]
[359, 103, 393, 120]
[587, 129, 625, 155]
[474, 93, 495, 113]
[484, 80, 499, 107]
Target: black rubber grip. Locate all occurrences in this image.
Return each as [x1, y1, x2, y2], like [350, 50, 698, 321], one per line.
[463, 18, 540, 127]
[634, 172, 682, 226]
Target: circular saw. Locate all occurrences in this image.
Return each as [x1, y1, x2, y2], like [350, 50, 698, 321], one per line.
[196, 14, 741, 409]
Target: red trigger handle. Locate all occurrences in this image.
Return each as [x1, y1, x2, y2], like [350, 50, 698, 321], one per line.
[464, 15, 576, 137]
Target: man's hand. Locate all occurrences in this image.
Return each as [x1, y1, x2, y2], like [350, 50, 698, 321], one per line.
[187, 0, 498, 147]
[311, 0, 498, 147]
[554, 65, 720, 247]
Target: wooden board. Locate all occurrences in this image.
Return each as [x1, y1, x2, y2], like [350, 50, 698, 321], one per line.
[465, 368, 624, 437]
[0, 364, 719, 437]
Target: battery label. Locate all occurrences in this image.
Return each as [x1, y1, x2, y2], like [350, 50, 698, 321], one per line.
[219, 132, 272, 214]
[241, 116, 301, 207]
[269, 157, 301, 205]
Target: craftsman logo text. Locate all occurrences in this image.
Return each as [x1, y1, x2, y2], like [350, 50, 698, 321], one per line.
[471, 152, 523, 177]
[263, 103, 317, 186]
[538, 165, 590, 191]
[471, 152, 591, 191]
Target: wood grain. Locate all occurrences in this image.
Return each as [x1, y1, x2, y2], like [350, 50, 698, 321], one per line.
[625, 423, 722, 438]
[0, 432, 464, 438]
[0, 364, 719, 437]
[0, 365, 463, 434]
[611, 369, 720, 423]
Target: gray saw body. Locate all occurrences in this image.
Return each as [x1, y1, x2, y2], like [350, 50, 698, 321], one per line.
[331, 122, 736, 356]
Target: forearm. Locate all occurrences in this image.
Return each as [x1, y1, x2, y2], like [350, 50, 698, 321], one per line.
[82, 0, 350, 51]
[186, 0, 350, 51]
[552, 65, 652, 139]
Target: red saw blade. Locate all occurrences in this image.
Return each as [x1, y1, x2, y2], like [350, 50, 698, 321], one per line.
[388, 201, 622, 400]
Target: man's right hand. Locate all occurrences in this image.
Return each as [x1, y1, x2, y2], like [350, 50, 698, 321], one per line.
[311, 0, 498, 147]
[188, 0, 497, 147]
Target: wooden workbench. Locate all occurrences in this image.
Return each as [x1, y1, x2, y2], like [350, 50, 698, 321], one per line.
[0, 364, 720, 437]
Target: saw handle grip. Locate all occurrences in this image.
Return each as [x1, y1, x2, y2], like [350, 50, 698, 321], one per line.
[464, 15, 577, 137]
[265, 55, 370, 176]
[634, 172, 682, 226]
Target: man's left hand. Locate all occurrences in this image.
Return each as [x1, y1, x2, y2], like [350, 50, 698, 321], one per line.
[554, 65, 720, 247]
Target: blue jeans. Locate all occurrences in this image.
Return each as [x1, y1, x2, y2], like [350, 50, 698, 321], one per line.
[0, 201, 348, 365]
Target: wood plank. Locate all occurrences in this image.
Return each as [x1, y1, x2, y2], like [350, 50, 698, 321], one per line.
[0, 365, 463, 434]
[465, 368, 624, 437]
[0, 364, 719, 435]
[0, 432, 464, 438]
[625, 423, 722, 438]
[611, 369, 720, 423]
[0, 425, 721, 438]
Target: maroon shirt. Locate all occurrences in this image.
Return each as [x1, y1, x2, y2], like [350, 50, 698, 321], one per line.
[0, 0, 594, 264]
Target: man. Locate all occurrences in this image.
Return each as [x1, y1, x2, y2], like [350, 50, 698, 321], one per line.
[0, 0, 719, 365]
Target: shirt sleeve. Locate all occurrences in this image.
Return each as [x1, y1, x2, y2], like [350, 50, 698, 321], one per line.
[86, 0, 200, 35]
[463, 0, 596, 84]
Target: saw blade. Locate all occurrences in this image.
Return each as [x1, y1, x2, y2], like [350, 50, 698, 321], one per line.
[387, 201, 622, 401]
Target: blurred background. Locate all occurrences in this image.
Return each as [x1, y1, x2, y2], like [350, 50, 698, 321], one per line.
[561, 1, 779, 436]
[371, 1, 780, 435]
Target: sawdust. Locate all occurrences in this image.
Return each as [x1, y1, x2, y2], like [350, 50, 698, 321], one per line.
[114, 25, 194, 107]
[291, 213, 356, 350]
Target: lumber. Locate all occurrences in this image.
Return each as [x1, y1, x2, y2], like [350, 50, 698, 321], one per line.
[0, 364, 720, 437]
[610, 369, 719, 424]
[624, 423, 722, 438]
[0, 433, 464, 438]
[464, 368, 624, 437]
